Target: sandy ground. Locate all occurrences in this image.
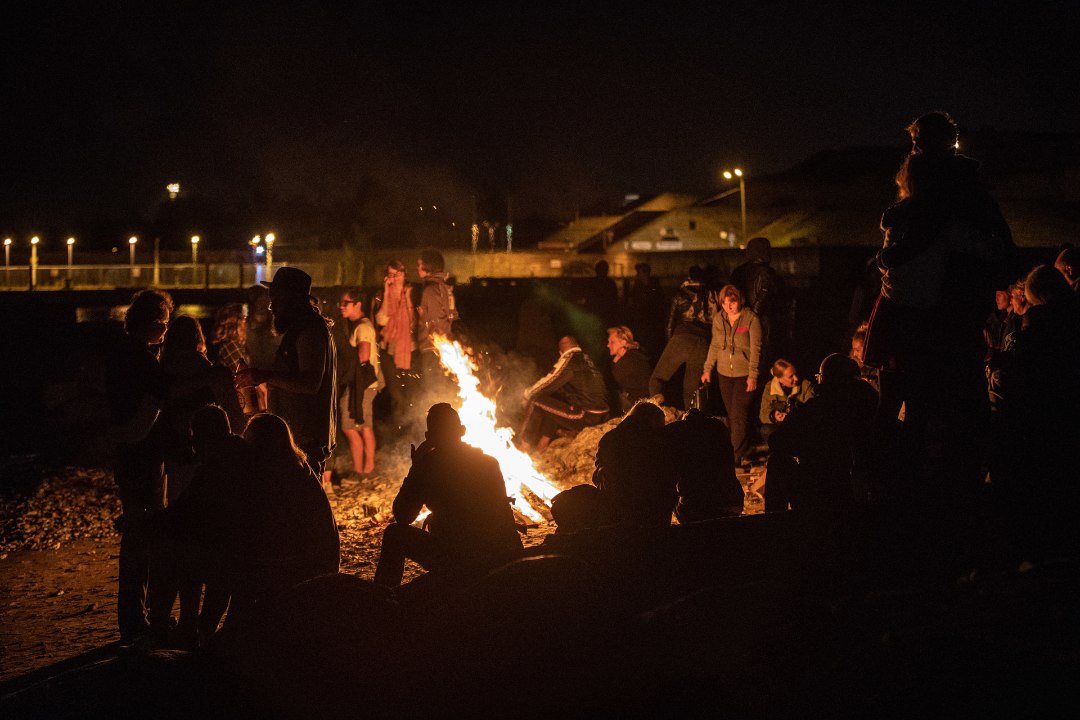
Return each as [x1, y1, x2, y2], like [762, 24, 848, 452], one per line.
[0, 423, 763, 688]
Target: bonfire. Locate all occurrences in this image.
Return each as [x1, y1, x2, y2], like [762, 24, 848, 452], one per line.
[432, 334, 562, 523]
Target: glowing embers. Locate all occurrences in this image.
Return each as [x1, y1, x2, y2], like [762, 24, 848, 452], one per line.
[433, 334, 560, 523]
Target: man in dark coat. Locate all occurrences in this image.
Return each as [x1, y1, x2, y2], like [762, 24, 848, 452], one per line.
[730, 236, 787, 363]
[374, 404, 523, 587]
[649, 266, 713, 410]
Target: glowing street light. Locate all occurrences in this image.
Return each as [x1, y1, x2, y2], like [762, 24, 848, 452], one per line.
[66, 236, 75, 267]
[264, 232, 275, 269]
[722, 168, 747, 242]
[167, 182, 180, 199]
[128, 236, 138, 267]
[3, 237, 10, 288]
[190, 235, 200, 265]
[30, 236, 40, 289]
[250, 235, 261, 264]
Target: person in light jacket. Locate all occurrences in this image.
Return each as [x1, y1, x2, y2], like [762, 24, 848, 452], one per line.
[702, 284, 762, 466]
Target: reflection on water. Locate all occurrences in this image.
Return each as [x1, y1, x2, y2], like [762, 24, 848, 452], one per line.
[76, 304, 220, 324]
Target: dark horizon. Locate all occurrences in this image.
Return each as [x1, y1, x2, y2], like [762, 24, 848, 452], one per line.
[3, 1, 1078, 247]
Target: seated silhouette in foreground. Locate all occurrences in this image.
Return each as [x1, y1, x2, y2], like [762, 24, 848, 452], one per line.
[233, 413, 340, 616]
[765, 354, 878, 513]
[665, 408, 745, 522]
[374, 403, 524, 588]
[166, 403, 252, 645]
[550, 401, 675, 532]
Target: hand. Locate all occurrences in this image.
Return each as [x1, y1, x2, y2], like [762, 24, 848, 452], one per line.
[746, 377, 758, 392]
[700, 371, 711, 384]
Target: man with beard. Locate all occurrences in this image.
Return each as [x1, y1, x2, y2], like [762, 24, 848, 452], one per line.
[237, 267, 337, 478]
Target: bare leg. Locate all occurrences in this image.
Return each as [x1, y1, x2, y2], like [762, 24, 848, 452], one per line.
[360, 426, 376, 474]
[343, 427, 364, 475]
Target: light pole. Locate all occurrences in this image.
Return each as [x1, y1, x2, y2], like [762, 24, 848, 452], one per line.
[722, 168, 747, 242]
[30, 236, 40, 290]
[264, 232, 275, 271]
[66, 237, 75, 286]
[4, 238, 11, 288]
[128, 236, 138, 276]
[190, 235, 200, 265]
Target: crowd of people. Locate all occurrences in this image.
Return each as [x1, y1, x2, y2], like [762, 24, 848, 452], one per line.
[102, 111, 1080, 654]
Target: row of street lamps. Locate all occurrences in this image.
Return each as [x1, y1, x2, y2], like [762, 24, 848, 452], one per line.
[1, 233, 277, 267]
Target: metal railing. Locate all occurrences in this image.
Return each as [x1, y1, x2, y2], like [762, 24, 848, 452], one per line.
[1, 262, 344, 291]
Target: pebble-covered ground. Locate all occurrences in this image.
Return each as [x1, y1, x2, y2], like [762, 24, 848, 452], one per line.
[0, 415, 764, 685]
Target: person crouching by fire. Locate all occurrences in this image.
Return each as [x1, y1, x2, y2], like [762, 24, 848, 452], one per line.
[518, 335, 609, 453]
[374, 404, 523, 588]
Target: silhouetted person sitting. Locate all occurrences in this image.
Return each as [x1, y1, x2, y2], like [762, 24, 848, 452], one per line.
[592, 401, 676, 528]
[519, 335, 609, 453]
[374, 404, 523, 588]
[234, 413, 340, 615]
[664, 408, 744, 523]
[765, 354, 878, 514]
[990, 265, 1080, 556]
[167, 404, 252, 646]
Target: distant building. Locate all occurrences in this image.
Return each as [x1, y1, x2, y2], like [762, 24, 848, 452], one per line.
[539, 193, 744, 253]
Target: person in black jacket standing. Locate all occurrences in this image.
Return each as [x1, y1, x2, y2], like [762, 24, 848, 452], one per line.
[730, 236, 787, 365]
[648, 266, 713, 410]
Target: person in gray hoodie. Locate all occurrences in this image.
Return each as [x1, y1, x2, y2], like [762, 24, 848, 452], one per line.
[702, 283, 762, 465]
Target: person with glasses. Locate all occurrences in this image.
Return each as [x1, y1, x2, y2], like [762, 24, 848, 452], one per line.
[338, 288, 383, 476]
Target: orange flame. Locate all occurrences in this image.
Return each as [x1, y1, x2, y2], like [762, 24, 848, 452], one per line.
[433, 334, 560, 522]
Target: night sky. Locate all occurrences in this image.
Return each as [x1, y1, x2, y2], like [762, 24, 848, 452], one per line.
[3, 1, 1077, 246]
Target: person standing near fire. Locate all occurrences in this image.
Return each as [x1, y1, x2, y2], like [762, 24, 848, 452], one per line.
[414, 249, 458, 400]
[373, 259, 416, 429]
[339, 287, 383, 476]
[237, 267, 337, 479]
